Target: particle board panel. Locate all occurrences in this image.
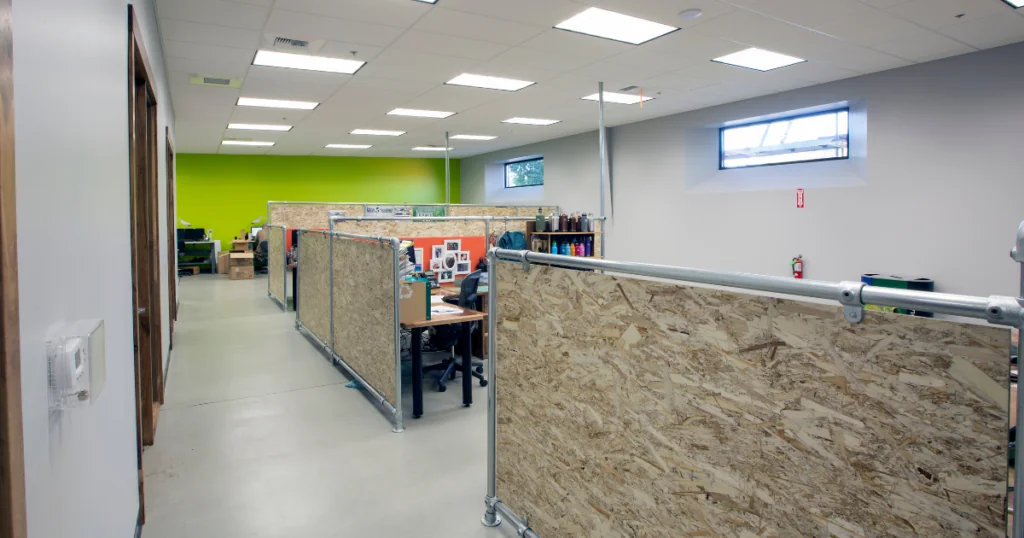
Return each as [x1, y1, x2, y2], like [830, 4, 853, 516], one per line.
[268, 226, 286, 303]
[270, 203, 365, 229]
[331, 237, 398, 405]
[494, 263, 1010, 538]
[332, 219, 528, 238]
[296, 232, 331, 344]
[449, 205, 519, 217]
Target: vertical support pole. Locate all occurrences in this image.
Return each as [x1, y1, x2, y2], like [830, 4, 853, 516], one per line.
[445, 131, 451, 214]
[482, 248, 501, 527]
[283, 227, 288, 310]
[1012, 220, 1024, 537]
[329, 220, 335, 357]
[392, 238, 405, 433]
[598, 82, 609, 260]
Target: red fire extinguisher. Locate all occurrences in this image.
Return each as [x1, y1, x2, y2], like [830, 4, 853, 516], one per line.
[791, 255, 804, 279]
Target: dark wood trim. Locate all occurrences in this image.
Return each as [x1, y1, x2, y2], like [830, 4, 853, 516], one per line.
[0, 0, 25, 535]
[165, 127, 176, 355]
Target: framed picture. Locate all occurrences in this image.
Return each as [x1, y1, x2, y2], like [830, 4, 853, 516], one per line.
[444, 239, 461, 252]
[438, 270, 455, 283]
[432, 245, 445, 261]
[414, 248, 424, 265]
[430, 259, 442, 272]
[442, 252, 458, 271]
[457, 251, 470, 263]
[456, 262, 471, 275]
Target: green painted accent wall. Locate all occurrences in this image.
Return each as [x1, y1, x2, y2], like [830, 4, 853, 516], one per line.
[177, 154, 461, 248]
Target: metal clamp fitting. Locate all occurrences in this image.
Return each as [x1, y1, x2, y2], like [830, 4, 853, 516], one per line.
[984, 296, 1024, 327]
[519, 251, 531, 272]
[838, 281, 865, 324]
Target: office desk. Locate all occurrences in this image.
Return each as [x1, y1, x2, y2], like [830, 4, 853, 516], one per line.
[432, 285, 490, 359]
[402, 308, 486, 419]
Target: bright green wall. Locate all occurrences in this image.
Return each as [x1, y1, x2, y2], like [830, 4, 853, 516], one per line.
[177, 154, 461, 248]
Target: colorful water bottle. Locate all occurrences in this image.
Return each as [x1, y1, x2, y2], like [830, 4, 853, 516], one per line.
[551, 240, 558, 254]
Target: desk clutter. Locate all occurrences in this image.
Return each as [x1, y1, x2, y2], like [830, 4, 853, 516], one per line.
[228, 232, 255, 280]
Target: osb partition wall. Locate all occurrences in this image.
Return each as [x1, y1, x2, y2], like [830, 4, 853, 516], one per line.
[332, 219, 526, 238]
[268, 226, 286, 302]
[331, 237, 398, 405]
[495, 263, 1009, 538]
[296, 232, 331, 344]
[449, 205, 519, 217]
[271, 203, 366, 229]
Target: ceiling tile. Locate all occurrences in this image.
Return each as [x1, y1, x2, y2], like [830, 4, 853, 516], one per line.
[937, 12, 1024, 49]
[436, 0, 589, 27]
[265, 9, 405, 48]
[546, 60, 682, 92]
[873, 26, 976, 62]
[158, 19, 263, 49]
[816, 9, 925, 46]
[272, 0, 430, 27]
[240, 66, 350, 103]
[168, 71, 241, 108]
[744, 0, 880, 32]
[885, 0, 1008, 30]
[357, 49, 481, 83]
[619, 28, 741, 58]
[637, 69, 722, 92]
[163, 40, 255, 65]
[481, 46, 596, 76]
[413, 8, 547, 46]
[230, 105, 317, 125]
[856, 0, 914, 8]
[590, 0, 737, 29]
[225, 0, 274, 6]
[165, 55, 250, 79]
[400, 85, 504, 113]
[517, 29, 634, 61]
[156, 0, 269, 30]
[390, 30, 510, 61]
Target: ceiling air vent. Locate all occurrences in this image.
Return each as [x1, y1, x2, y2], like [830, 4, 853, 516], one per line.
[189, 75, 242, 88]
[273, 36, 310, 50]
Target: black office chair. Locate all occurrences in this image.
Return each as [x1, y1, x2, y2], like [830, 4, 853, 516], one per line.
[254, 240, 269, 274]
[425, 270, 487, 392]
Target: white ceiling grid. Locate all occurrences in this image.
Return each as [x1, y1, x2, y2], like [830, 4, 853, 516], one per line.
[154, 0, 1024, 157]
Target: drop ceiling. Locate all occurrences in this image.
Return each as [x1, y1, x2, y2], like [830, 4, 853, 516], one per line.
[156, 0, 1024, 158]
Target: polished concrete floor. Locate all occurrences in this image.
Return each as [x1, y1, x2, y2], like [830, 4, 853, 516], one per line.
[143, 274, 509, 538]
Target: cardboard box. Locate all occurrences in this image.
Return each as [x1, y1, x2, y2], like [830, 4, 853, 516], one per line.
[217, 252, 229, 275]
[229, 252, 254, 266]
[230, 266, 255, 280]
[190, 267, 199, 275]
[232, 239, 252, 252]
[399, 280, 430, 324]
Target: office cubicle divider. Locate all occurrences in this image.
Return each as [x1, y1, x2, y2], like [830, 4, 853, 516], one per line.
[266, 224, 287, 311]
[482, 248, 1021, 537]
[268, 201, 560, 231]
[295, 228, 404, 432]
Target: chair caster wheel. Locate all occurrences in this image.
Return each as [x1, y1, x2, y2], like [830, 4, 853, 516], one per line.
[475, 366, 483, 374]
[479, 379, 488, 387]
[438, 385, 447, 393]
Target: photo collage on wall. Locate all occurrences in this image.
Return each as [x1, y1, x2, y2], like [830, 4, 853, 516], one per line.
[429, 239, 469, 283]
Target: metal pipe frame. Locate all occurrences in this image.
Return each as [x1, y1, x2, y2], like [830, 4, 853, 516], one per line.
[598, 81, 609, 260]
[445, 131, 451, 212]
[1012, 220, 1024, 537]
[264, 223, 287, 311]
[483, 233, 1024, 535]
[294, 227, 405, 432]
[266, 201, 562, 225]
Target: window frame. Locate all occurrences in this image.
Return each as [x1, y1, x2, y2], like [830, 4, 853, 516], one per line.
[718, 107, 850, 171]
[503, 156, 544, 189]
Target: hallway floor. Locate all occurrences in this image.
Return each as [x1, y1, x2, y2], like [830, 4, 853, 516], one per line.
[143, 275, 507, 538]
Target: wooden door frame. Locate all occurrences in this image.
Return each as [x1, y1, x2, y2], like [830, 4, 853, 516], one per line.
[165, 127, 176, 350]
[128, 5, 163, 524]
[0, 1, 26, 536]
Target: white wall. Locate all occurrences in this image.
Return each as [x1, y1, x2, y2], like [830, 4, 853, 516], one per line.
[14, 0, 174, 536]
[462, 42, 1024, 298]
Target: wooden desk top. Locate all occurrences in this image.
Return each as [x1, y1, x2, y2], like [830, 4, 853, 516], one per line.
[401, 308, 486, 329]
[433, 284, 488, 297]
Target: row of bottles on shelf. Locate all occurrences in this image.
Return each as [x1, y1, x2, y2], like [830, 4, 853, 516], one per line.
[535, 208, 596, 233]
[543, 236, 594, 257]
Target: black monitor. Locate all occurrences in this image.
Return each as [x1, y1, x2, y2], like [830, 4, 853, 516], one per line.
[177, 228, 205, 241]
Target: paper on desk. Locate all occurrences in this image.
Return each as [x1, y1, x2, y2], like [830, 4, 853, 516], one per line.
[431, 306, 463, 315]
[430, 295, 447, 304]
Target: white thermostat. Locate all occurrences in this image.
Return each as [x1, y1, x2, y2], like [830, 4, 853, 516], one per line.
[47, 319, 105, 412]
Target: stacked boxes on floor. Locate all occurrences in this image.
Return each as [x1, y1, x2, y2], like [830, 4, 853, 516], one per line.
[229, 238, 254, 280]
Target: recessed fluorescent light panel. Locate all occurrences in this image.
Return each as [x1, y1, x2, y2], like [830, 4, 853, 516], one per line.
[252, 50, 365, 74]
[237, 97, 318, 110]
[446, 73, 534, 92]
[222, 140, 274, 147]
[555, 7, 678, 45]
[451, 134, 497, 141]
[413, 146, 454, 151]
[351, 129, 405, 136]
[1002, 0, 1023, 7]
[326, 144, 373, 149]
[387, 108, 455, 119]
[502, 117, 560, 126]
[228, 123, 292, 131]
[581, 92, 653, 105]
[712, 48, 805, 71]
[414, 0, 438, 3]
